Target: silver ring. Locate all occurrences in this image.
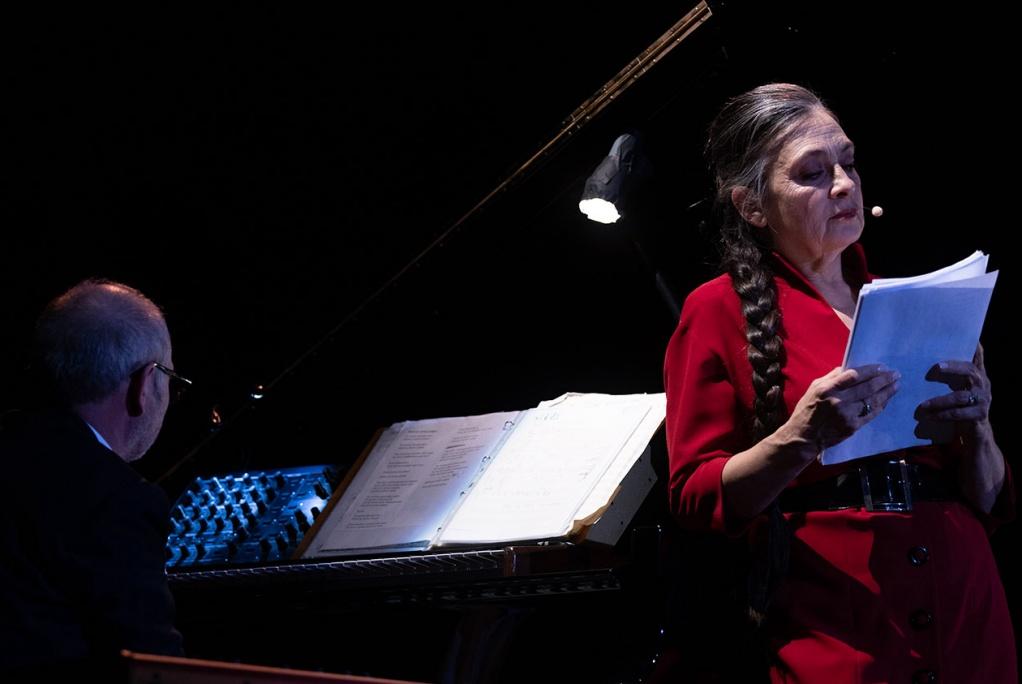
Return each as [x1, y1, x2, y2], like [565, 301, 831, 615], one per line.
[967, 394, 978, 406]
[859, 399, 872, 418]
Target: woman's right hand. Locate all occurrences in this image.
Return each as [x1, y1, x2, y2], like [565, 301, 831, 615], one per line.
[722, 364, 900, 521]
[783, 364, 901, 454]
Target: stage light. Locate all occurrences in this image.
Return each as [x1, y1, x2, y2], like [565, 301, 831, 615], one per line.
[579, 133, 643, 224]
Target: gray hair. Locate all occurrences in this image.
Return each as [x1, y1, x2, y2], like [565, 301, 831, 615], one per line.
[705, 82, 830, 243]
[35, 279, 169, 405]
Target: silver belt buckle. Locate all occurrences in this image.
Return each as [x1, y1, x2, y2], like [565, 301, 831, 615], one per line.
[858, 459, 913, 512]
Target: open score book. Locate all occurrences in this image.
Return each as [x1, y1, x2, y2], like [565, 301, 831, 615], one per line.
[821, 250, 997, 465]
[302, 392, 665, 558]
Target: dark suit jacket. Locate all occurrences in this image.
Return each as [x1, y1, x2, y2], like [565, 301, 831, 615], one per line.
[0, 409, 183, 671]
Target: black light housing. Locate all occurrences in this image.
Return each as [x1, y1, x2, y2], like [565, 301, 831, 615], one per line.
[578, 133, 644, 224]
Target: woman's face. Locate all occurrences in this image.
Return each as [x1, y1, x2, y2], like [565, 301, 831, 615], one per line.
[761, 107, 863, 262]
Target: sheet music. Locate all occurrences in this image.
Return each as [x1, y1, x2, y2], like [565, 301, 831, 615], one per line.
[554, 393, 666, 520]
[437, 400, 649, 544]
[306, 411, 518, 556]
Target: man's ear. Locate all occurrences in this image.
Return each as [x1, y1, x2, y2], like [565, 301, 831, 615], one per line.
[731, 186, 768, 228]
[126, 365, 151, 418]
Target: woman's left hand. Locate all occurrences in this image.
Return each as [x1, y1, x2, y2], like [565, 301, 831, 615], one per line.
[916, 343, 992, 437]
[917, 343, 1005, 514]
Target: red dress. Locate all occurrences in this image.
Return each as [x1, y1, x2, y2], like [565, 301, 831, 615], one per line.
[663, 244, 1016, 683]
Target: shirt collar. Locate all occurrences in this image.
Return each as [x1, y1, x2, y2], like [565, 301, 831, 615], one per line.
[84, 421, 113, 451]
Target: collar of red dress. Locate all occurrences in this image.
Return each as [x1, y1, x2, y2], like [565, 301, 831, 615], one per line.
[767, 242, 873, 302]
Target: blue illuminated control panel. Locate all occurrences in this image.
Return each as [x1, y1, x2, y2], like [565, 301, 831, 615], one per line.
[166, 464, 339, 569]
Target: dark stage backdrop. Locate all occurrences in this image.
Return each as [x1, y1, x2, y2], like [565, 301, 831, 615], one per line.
[3, 0, 1017, 666]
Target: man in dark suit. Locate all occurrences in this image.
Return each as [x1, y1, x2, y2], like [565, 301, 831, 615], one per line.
[1, 279, 185, 674]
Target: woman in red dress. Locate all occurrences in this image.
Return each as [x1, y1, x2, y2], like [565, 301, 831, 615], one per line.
[664, 83, 1015, 683]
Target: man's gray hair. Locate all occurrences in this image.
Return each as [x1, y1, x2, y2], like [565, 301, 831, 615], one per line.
[35, 279, 169, 405]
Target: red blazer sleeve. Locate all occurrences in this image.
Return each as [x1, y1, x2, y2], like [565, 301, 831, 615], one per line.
[664, 281, 751, 536]
[962, 438, 1016, 534]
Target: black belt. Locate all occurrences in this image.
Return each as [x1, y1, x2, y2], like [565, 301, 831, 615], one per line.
[779, 459, 958, 513]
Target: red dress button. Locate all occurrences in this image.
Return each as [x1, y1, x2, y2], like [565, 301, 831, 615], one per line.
[908, 545, 930, 566]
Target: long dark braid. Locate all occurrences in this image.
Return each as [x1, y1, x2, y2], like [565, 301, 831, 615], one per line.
[705, 83, 831, 625]
[723, 236, 786, 440]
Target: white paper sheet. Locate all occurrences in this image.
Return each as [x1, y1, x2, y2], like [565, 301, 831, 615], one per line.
[823, 261, 997, 465]
[537, 393, 666, 521]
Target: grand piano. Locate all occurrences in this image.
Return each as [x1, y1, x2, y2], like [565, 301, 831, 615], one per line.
[151, 5, 719, 681]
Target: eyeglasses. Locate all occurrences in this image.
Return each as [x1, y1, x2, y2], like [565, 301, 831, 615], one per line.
[153, 362, 193, 403]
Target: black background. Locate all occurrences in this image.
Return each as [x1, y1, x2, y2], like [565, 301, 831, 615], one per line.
[3, 1, 1017, 674]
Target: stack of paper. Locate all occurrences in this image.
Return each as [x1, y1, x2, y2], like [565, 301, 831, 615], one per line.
[822, 251, 997, 465]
